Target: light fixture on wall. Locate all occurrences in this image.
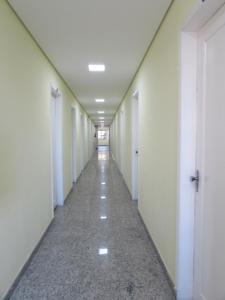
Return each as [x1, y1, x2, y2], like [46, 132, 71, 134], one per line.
[88, 64, 105, 72]
[95, 99, 105, 103]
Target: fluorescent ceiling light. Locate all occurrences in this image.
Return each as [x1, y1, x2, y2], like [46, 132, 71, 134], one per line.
[95, 99, 105, 103]
[88, 64, 105, 72]
[99, 117, 104, 119]
[98, 111, 104, 114]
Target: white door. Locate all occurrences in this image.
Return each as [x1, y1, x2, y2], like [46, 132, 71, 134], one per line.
[50, 89, 63, 208]
[72, 107, 77, 183]
[51, 98, 58, 208]
[132, 92, 139, 200]
[80, 114, 84, 171]
[120, 111, 125, 173]
[195, 7, 225, 300]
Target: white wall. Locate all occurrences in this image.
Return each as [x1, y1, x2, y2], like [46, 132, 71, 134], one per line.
[0, 2, 94, 298]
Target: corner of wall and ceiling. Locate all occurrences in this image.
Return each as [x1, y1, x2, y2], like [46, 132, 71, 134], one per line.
[111, 0, 175, 123]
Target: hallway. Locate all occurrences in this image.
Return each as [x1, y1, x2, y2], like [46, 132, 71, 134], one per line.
[10, 148, 175, 300]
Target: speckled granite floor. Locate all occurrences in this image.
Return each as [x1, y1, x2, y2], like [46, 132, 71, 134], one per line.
[10, 148, 175, 300]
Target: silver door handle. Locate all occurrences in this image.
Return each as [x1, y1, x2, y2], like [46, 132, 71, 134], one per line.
[190, 170, 199, 192]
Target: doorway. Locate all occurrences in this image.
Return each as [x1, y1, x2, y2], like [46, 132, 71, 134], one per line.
[98, 126, 110, 160]
[98, 127, 109, 147]
[132, 91, 139, 201]
[71, 107, 77, 183]
[50, 86, 63, 208]
[178, 3, 225, 299]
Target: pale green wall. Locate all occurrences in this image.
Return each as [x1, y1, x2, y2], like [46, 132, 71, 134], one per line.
[0, 1, 94, 298]
[110, 0, 197, 283]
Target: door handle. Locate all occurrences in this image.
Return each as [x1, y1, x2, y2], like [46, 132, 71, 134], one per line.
[190, 170, 199, 192]
[136, 150, 138, 154]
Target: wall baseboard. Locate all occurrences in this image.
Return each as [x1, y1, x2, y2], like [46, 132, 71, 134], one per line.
[137, 210, 177, 298]
[64, 186, 74, 204]
[111, 154, 132, 199]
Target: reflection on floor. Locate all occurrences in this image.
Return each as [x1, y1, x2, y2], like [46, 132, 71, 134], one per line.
[10, 148, 175, 300]
[98, 146, 110, 161]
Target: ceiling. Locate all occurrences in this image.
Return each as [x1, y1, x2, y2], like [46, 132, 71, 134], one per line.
[8, 0, 172, 126]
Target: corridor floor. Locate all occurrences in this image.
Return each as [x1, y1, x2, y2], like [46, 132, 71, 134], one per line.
[10, 149, 175, 300]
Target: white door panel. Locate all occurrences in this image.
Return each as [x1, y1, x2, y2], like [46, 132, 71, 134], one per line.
[72, 107, 77, 183]
[195, 7, 225, 300]
[132, 94, 139, 200]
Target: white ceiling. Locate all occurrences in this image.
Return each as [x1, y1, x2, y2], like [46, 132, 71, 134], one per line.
[9, 0, 172, 126]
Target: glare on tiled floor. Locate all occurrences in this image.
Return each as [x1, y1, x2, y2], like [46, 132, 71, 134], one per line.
[101, 196, 106, 199]
[98, 248, 108, 255]
[98, 153, 109, 160]
[100, 216, 107, 220]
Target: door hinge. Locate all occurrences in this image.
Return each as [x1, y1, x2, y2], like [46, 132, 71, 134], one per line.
[191, 170, 200, 192]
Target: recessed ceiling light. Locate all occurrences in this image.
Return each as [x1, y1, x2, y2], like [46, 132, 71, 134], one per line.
[98, 111, 104, 114]
[88, 64, 105, 72]
[95, 99, 105, 103]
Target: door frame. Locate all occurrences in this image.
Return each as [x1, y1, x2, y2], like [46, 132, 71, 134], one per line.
[177, 1, 225, 298]
[132, 90, 139, 200]
[50, 85, 64, 207]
